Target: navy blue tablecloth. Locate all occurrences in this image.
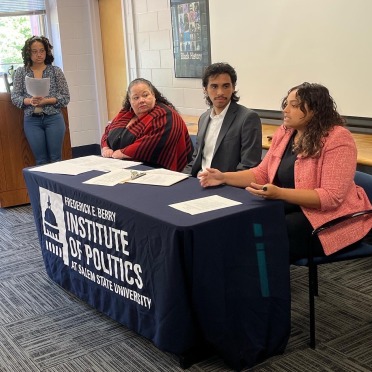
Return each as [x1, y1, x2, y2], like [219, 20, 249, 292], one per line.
[23, 167, 291, 370]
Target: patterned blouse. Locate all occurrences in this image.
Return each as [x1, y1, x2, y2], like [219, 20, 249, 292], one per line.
[11, 64, 70, 116]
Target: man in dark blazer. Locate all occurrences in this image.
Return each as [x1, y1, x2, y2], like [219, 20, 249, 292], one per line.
[183, 63, 262, 177]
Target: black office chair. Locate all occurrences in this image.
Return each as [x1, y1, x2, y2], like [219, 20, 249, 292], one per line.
[293, 170, 372, 349]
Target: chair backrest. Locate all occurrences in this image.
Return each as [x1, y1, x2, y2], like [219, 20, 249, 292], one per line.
[355, 171, 372, 202]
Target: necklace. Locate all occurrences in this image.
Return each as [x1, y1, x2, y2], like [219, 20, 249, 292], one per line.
[291, 133, 298, 154]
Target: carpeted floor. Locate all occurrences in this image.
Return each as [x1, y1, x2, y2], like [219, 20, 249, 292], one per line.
[1, 204, 372, 371]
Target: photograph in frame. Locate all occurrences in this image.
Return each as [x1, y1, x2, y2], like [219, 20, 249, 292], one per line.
[170, 0, 211, 78]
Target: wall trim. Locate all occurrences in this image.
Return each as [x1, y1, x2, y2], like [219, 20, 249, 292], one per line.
[255, 109, 372, 133]
[72, 144, 101, 159]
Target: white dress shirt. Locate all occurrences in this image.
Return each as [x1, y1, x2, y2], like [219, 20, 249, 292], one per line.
[201, 102, 231, 171]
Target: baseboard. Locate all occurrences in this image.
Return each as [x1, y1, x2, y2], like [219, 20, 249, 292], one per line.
[72, 144, 101, 158]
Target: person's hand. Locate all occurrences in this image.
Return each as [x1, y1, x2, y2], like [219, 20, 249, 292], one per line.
[101, 147, 114, 158]
[199, 168, 224, 187]
[112, 150, 126, 159]
[29, 96, 43, 106]
[246, 182, 280, 199]
[36, 97, 51, 106]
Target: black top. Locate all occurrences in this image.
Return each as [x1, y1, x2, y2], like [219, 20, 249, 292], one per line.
[274, 131, 301, 213]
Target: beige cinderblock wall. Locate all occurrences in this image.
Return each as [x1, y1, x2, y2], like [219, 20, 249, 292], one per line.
[98, 0, 127, 121]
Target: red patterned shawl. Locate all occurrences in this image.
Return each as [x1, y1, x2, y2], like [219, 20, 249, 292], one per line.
[101, 103, 193, 171]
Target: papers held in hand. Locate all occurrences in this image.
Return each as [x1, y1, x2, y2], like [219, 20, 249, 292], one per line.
[25, 76, 50, 97]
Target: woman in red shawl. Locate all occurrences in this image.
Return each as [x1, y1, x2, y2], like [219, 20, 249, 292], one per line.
[101, 78, 193, 171]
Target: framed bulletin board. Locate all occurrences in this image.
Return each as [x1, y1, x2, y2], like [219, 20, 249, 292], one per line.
[170, 0, 211, 78]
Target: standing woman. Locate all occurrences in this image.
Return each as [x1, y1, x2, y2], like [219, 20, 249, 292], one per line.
[11, 36, 70, 165]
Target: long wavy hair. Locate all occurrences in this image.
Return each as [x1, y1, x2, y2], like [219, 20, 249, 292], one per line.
[123, 78, 177, 111]
[202, 62, 240, 107]
[21, 36, 54, 67]
[282, 82, 346, 157]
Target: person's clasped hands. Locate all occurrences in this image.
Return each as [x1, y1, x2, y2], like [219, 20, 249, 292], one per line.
[198, 168, 279, 199]
[28, 96, 43, 106]
[101, 147, 127, 159]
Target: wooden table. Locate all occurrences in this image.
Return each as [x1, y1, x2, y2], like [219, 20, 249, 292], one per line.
[182, 115, 372, 167]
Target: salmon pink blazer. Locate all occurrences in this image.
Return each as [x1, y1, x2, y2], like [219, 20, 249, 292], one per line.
[252, 125, 372, 255]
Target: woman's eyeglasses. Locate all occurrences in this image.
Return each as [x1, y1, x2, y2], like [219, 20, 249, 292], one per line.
[31, 49, 46, 55]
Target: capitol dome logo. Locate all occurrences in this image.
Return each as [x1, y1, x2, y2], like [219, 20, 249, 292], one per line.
[40, 187, 69, 265]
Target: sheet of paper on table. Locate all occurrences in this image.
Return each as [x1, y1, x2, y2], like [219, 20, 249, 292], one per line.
[29, 161, 88, 175]
[83, 169, 134, 186]
[62, 155, 142, 172]
[84, 168, 190, 187]
[127, 168, 190, 186]
[169, 195, 242, 215]
[29, 156, 142, 175]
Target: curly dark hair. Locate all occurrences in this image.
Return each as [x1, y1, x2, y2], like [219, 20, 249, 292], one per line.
[281, 82, 346, 158]
[122, 78, 177, 111]
[21, 36, 54, 67]
[201, 62, 240, 107]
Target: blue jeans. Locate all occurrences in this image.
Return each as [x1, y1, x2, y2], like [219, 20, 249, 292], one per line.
[24, 113, 66, 165]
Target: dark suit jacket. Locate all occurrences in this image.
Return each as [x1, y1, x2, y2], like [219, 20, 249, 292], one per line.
[183, 101, 262, 176]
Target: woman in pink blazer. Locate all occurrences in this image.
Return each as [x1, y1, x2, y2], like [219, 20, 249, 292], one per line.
[199, 82, 372, 262]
